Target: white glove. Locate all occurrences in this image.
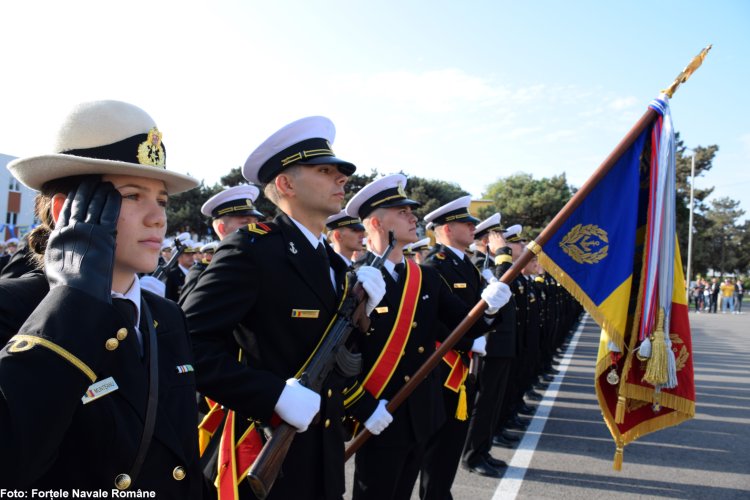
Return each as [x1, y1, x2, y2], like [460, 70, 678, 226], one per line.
[139, 275, 166, 297]
[471, 336, 487, 357]
[274, 378, 321, 433]
[364, 399, 393, 435]
[356, 265, 386, 316]
[481, 279, 512, 315]
[481, 268, 495, 283]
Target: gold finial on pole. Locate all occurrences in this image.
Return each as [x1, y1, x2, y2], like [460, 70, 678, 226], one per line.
[662, 44, 712, 98]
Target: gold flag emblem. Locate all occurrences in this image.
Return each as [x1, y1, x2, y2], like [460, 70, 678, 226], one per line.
[559, 224, 608, 264]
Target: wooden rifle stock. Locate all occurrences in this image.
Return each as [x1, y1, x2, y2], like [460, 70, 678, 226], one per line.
[247, 232, 395, 499]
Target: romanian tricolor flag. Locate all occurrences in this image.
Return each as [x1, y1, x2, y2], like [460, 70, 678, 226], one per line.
[531, 95, 695, 469]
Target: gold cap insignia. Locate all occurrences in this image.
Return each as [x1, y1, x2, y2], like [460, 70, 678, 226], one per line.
[397, 181, 407, 198]
[137, 127, 166, 168]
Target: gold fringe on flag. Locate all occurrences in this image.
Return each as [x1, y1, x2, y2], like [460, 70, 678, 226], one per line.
[643, 309, 668, 386]
[615, 395, 627, 424]
[613, 443, 624, 471]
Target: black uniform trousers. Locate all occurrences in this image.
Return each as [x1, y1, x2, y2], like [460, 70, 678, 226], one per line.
[462, 356, 512, 464]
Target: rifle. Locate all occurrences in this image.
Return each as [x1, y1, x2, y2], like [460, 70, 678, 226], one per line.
[150, 236, 187, 281]
[247, 231, 396, 499]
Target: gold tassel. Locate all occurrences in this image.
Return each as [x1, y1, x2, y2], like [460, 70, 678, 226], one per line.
[613, 445, 624, 471]
[455, 383, 468, 421]
[644, 310, 668, 386]
[614, 395, 627, 424]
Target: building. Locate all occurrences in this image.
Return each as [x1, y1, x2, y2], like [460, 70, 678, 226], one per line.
[1, 153, 37, 242]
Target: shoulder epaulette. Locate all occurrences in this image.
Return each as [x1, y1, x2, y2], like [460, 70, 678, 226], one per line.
[246, 222, 276, 236]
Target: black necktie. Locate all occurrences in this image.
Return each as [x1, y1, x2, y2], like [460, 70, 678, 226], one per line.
[317, 243, 331, 270]
[113, 298, 138, 326]
[394, 262, 405, 281]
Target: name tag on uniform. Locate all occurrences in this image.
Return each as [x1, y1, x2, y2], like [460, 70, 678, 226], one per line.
[453, 283, 467, 289]
[291, 309, 320, 319]
[375, 306, 389, 314]
[81, 377, 119, 405]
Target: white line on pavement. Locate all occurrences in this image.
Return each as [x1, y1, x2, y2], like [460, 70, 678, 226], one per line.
[492, 315, 589, 500]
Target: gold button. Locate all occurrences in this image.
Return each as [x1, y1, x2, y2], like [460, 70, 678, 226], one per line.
[404, 375, 410, 382]
[114, 473, 131, 490]
[105, 338, 119, 351]
[327, 389, 332, 398]
[324, 418, 331, 428]
[417, 346, 425, 354]
[116, 328, 128, 341]
[412, 321, 418, 328]
[172, 466, 186, 481]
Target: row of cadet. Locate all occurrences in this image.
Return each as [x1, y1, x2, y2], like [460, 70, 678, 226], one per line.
[0, 100, 581, 499]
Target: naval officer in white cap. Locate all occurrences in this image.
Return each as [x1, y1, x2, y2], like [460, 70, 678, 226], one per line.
[343, 174, 510, 500]
[325, 209, 366, 267]
[201, 184, 265, 240]
[419, 196, 508, 491]
[181, 116, 387, 500]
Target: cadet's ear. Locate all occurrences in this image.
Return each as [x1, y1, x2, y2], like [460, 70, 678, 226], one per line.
[51, 193, 67, 224]
[275, 173, 295, 198]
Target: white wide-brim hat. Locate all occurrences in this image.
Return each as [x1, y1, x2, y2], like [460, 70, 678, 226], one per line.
[7, 100, 199, 194]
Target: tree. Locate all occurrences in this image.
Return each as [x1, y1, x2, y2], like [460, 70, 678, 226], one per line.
[703, 197, 746, 276]
[167, 180, 222, 239]
[480, 173, 575, 238]
[673, 132, 719, 275]
[402, 174, 470, 222]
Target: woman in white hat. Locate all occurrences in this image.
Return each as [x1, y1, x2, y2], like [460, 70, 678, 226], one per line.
[0, 100, 205, 496]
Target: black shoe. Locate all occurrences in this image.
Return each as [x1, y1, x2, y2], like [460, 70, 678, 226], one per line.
[542, 373, 555, 382]
[484, 453, 508, 468]
[518, 404, 535, 416]
[526, 390, 543, 401]
[547, 367, 560, 375]
[501, 429, 521, 442]
[506, 416, 530, 430]
[534, 382, 549, 391]
[492, 434, 516, 448]
[463, 457, 503, 477]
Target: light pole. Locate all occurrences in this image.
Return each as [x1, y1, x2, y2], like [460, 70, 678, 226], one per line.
[686, 152, 696, 303]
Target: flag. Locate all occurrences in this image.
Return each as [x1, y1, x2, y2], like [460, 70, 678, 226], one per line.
[531, 95, 695, 469]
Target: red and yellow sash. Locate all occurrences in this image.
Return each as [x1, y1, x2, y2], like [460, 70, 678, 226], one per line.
[362, 259, 422, 398]
[436, 347, 471, 421]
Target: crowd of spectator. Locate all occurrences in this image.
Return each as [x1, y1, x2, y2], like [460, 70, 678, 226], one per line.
[690, 276, 744, 314]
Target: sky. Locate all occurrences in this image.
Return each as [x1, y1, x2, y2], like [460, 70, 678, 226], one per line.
[1, 1, 748, 221]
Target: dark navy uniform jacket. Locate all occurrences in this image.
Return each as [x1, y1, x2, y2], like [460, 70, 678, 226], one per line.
[0, 272, 204, 497]
[182, 213, 353, 500]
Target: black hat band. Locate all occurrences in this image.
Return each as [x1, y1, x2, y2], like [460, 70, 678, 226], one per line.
[62, 128, 167, 169]
[432, 208, 479, 226]
[213, 199, 261, 218]
[261, 137, 334, 183]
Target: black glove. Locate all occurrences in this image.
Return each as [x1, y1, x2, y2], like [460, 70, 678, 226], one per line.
[44, 179, 121, 304]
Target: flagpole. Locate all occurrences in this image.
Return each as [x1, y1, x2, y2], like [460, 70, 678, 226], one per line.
[343, 45, 711, 461]
[686, 152, 696, 303]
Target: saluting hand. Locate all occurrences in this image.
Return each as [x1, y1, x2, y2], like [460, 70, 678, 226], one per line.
[45, 179, 121, 304]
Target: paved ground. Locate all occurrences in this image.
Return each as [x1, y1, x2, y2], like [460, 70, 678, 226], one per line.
[344, 310, 750, 499]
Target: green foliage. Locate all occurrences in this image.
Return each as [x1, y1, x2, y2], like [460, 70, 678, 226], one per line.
[401, 174, 470, 222]
[480, 173, 574, 238]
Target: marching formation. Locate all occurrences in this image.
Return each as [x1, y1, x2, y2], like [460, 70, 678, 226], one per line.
[0, 100, 581, 499]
